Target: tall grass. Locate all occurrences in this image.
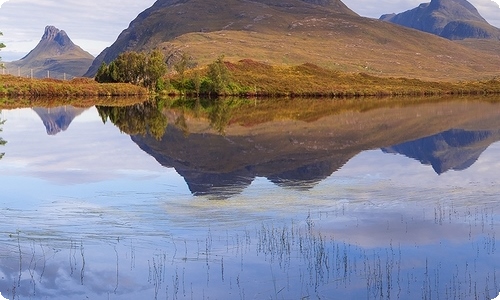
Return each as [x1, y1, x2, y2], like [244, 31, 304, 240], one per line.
[0, 75, 148, 98]
[168, 59, 500, 97]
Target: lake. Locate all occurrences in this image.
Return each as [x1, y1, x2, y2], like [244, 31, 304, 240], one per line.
[0, 97, 499, 299]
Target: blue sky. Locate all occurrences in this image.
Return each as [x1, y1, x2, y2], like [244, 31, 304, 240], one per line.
[0, 0, 499, 62]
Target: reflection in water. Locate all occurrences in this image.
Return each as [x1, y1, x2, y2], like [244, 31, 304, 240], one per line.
[383, 129, 499, 174]
[1, 200, 498, 299]
[32, 106, 87, 135]
[97, 101, 168, 140]
[2, 97, 500, 299]
[101, 97, 500, 198]
[0, 113, 5, 159]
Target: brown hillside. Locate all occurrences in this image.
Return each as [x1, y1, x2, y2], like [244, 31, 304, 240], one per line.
[86, 0, 500, 80]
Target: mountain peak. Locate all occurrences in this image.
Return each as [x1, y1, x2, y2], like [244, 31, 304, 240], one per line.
[41, 25, 73, 47]
[380, 0, 500, 40]
[4, 25, 94, 79]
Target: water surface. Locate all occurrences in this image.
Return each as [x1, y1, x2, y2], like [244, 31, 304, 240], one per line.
[0, 97, 499, 299]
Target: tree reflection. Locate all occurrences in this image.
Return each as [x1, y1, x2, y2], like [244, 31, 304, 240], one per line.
[0, 113, 6, 159]
[96, 100, 168, 140]
[208, 98, 234, 134]
[169, 97, 238, 134]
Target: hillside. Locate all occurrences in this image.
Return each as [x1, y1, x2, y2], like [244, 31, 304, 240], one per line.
[380, 0, 500, 40]
[5, 26, 94, 79]
[85, 0, 500, 81]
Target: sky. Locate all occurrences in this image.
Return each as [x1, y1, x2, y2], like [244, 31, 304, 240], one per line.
[0, 0, 499, 62]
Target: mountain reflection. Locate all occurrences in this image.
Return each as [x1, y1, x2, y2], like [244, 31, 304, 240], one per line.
[99, 97, 500, 198]
[33, 106, 87, 135]
[383, 129, 499, 174]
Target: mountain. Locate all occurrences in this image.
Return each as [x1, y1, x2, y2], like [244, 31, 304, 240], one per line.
[85, 0, 500, 80]
[33, 106, 87, 135]
[5, 26, 94, 79]
[380, 0, 500, 40]
[382, 129, 499, 174]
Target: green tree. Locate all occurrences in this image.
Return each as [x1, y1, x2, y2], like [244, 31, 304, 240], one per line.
[95, 50, 168, 91]
[144, 49, 167, 92]
[193, 70, 202, 96]
[114, 51, 146, 85]
[0, 31, 6, 68]
[207, 56, 231, 95]
[95, 62, 112, 83]
[174, 53, 194, 94]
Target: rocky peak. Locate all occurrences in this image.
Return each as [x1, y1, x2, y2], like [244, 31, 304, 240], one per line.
[41, 25, 73, 47]
[4, 25, 94, 79]
[380, 0, 500, 40]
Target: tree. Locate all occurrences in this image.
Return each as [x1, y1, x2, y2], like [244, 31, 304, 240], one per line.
[207, 56, 231, 95]
[144, 49, 167, 92]
[173, 53, 194, 94]
[114, 51, 146, 85]
[0, 31, 6, 68]
[95, 50, 168, 91]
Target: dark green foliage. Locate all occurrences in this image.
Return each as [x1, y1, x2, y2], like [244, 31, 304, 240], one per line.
[169, 56, 235, 96]
[173, 53, 196, 94]
[95, 50, 167, 91]
[207, 56, 231, 95]
[145, 50, 168, 91]
[97, 100, 168, 140]
[0, 31, 5, 66]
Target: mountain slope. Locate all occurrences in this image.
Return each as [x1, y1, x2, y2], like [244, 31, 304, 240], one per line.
[85, 0, 356, 76]
[85, 0, 500, 80]
[6, 26, 94, 79]
[380, 0, 500, 40]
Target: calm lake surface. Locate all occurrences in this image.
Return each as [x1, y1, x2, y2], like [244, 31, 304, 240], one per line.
[0, 97, 500, 299]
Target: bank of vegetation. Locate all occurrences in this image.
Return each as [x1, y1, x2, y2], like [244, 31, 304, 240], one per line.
[2, 49, 500, 99]
[95, 50, 500, 97]
[0, 75, 147, 97]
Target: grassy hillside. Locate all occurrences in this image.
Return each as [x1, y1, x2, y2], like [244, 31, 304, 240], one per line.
[170, 59, 500, 97]
[87, 0, 500, 80]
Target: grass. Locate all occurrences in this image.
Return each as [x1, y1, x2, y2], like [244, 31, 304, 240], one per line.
[170, 59, 500, 97]
[0, 75, 148, 98]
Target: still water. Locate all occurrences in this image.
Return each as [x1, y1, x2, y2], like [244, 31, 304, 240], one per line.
[0, 97, 499, 299]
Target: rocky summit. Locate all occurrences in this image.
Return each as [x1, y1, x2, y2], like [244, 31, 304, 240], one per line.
[380, 0, 500, 40]
[5, 26, 94, 79]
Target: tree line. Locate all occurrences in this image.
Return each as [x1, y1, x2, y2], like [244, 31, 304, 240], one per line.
[95, 50, 234, 96]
